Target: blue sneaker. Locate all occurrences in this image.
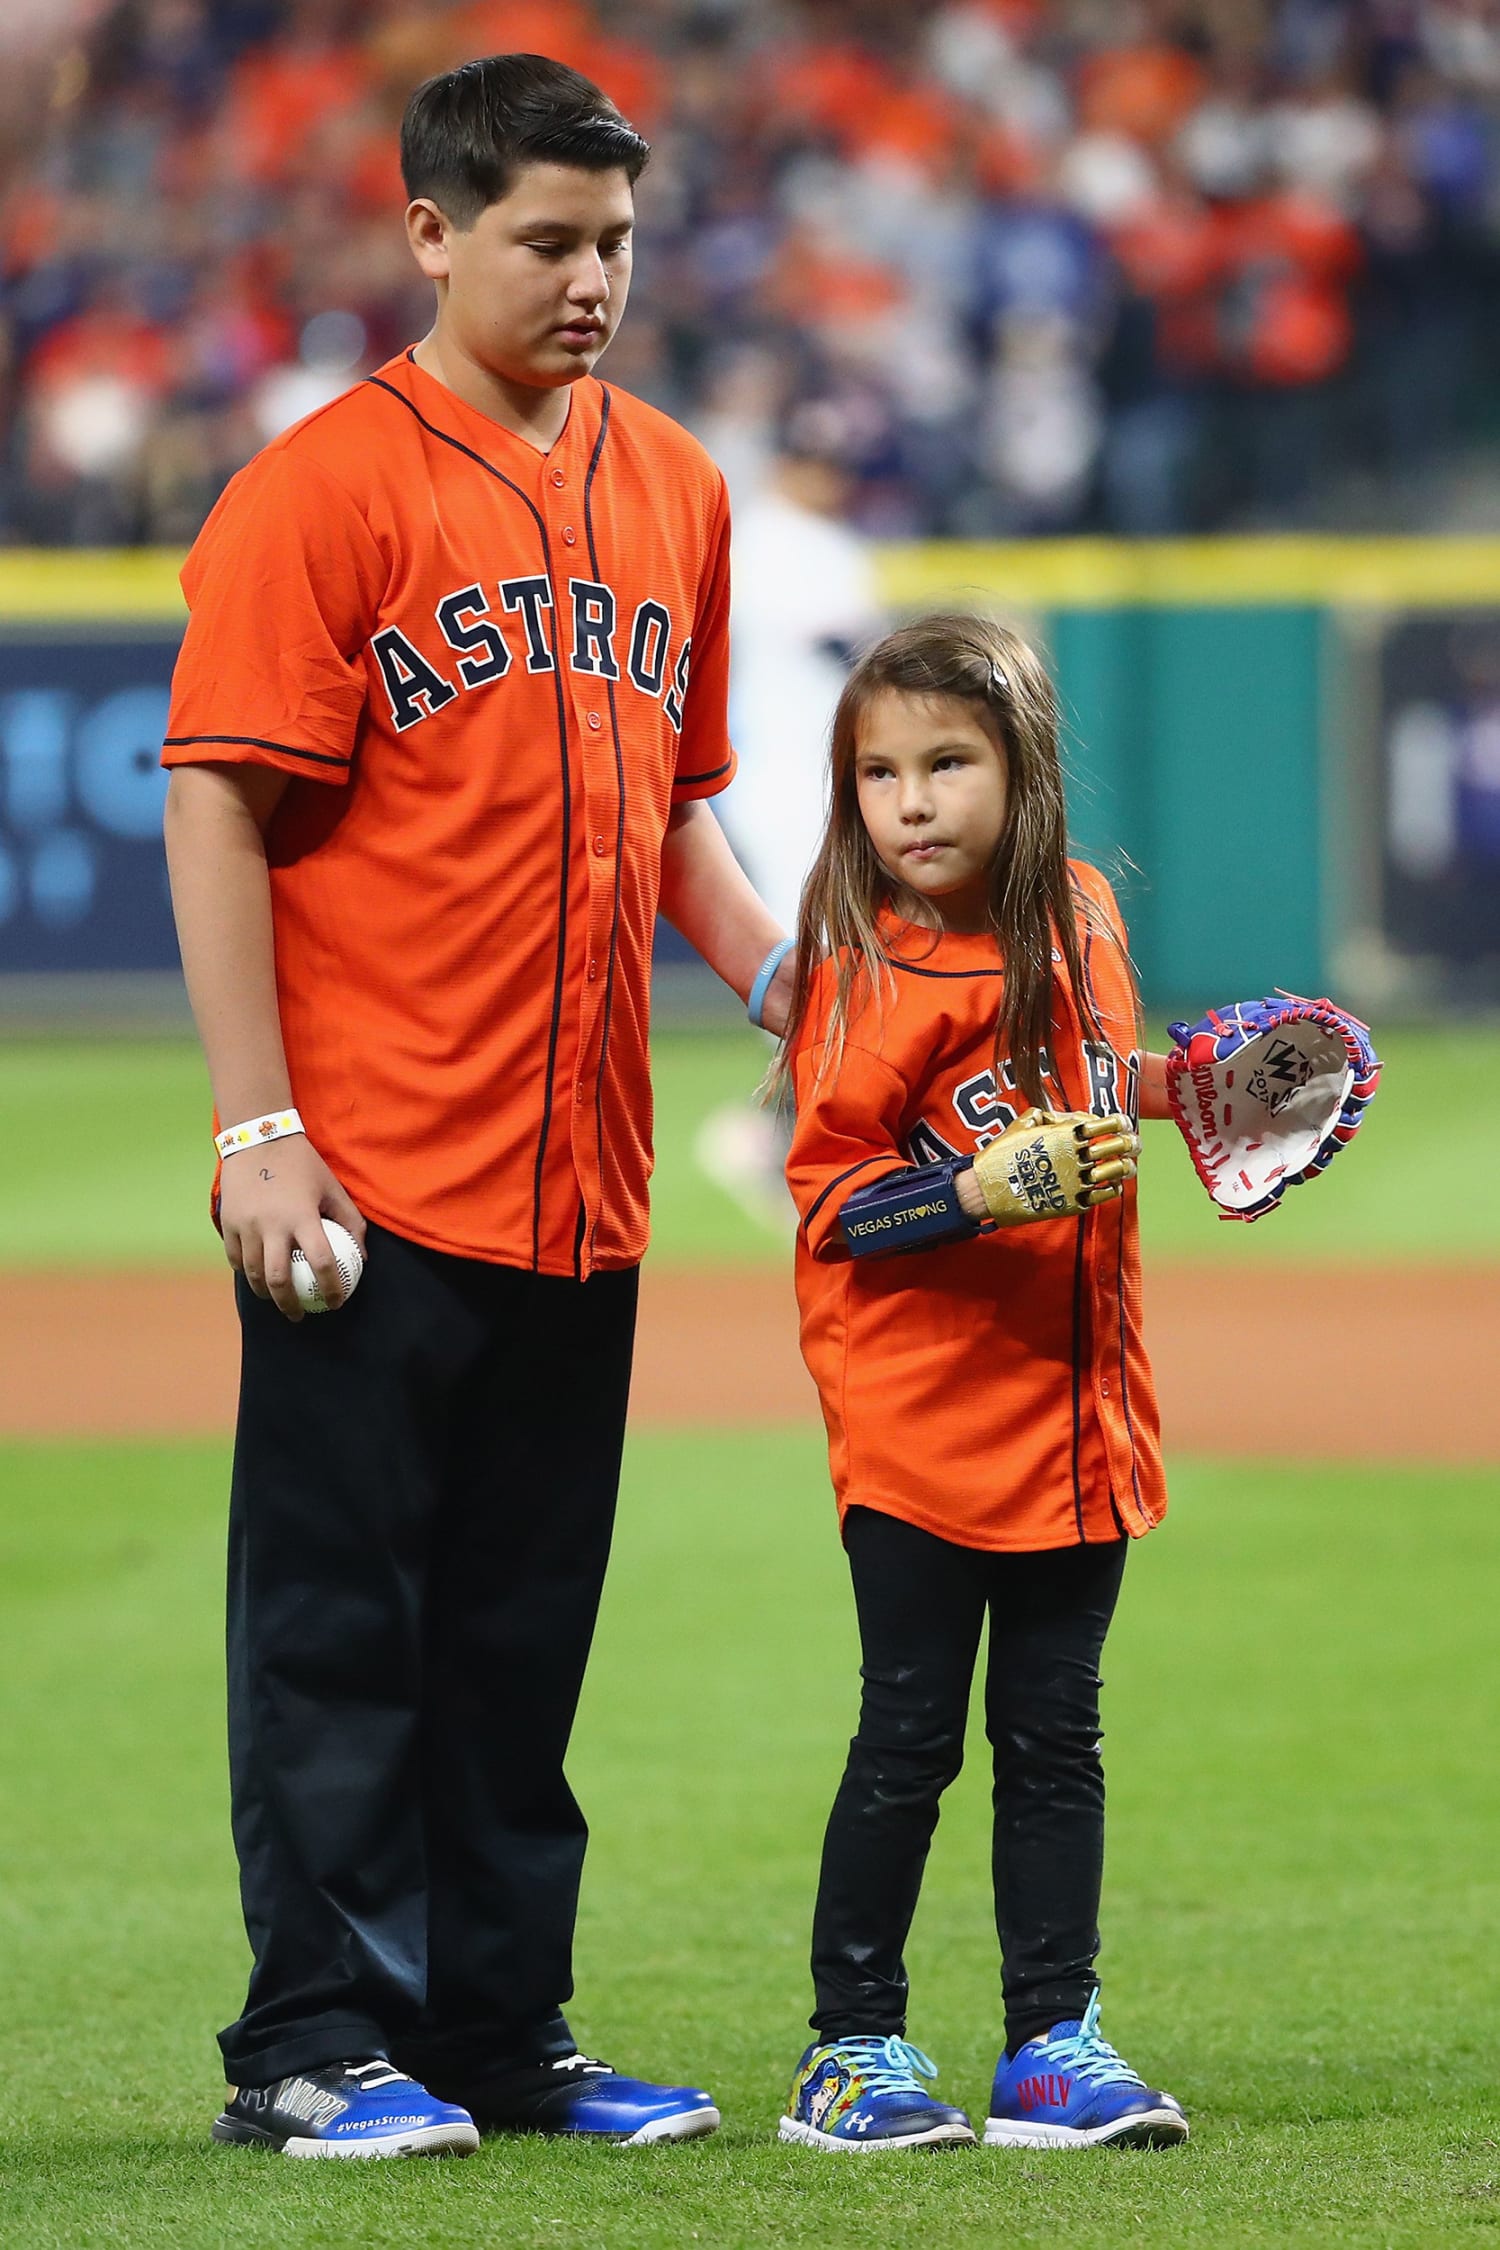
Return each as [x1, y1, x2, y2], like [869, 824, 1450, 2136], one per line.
[441, 2053, 720, 2145]
[213, 2058, 479, 2158]
[779, 2036, 975, 2152]
[984, 1993, 1188, 2149]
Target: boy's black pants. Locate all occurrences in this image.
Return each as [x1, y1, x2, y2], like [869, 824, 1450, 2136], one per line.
[221, 1222, 638, 2088]
[811, 1507, 1128, 2056]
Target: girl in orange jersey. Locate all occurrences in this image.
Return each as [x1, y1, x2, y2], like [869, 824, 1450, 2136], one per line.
[772, 612, 1190, 2156]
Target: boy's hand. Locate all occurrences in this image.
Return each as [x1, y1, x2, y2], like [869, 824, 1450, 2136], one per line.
[219, 1136, 368, 1321]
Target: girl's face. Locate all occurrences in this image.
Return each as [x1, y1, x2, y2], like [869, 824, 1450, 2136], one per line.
[853, 688, 1009, 932]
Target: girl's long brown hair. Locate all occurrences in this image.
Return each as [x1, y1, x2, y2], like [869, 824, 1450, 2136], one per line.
[772, 611, 1120, 1108]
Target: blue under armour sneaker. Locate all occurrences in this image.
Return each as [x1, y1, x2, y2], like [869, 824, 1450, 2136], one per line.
[779, 2035, 976, 2152]
[213, 2058, 479, 2158]
[984, 1993, 1188, 2149]
[438, 2052, 720, 2144]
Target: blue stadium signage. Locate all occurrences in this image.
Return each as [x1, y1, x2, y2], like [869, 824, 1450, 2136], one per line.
[0, 636, 181, 971]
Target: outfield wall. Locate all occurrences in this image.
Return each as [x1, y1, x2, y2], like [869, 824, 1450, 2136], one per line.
[1, 540, 1496, 1009]
[883, 538, 1500, 1007]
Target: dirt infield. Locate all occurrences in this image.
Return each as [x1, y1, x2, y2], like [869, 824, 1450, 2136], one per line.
[0, 1260, 1494, 1462]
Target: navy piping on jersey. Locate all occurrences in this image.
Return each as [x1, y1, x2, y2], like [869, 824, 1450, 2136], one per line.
[675, 756, 734, 787]
[802, 1154, 901, 1238]
[1114, 1196, 1145, 1524]
[582, 386, 624, 1281]
[883, 879, 1110, 986]
[1076, 907, 1146, 1526]
[1075, 910, 1142, 1523]
[1069, 1215, 1088, 1543]
[888, 957, 1003, 980]
[164, 733, 350, 769]
[366, 368, 574, 1276]
[1079, 915, 1102, 1024]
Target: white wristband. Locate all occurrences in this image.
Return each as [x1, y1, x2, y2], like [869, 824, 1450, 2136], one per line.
[215, 1108, 305, 1161]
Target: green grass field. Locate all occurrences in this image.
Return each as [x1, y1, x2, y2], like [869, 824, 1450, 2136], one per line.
[0, 1023, 1495, 1269]
[1, 1434, 1497, 2247]
[3, 1027, 1496, 2243]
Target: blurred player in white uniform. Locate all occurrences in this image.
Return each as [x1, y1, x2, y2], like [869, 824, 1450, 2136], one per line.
[698, 408, 884, 1226]
[720, 409, 884, 933]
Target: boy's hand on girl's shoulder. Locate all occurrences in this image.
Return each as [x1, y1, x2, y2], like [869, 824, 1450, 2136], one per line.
[219, 1135, 368, 1322]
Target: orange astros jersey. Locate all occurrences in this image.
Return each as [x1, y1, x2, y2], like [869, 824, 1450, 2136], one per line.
[163, 349, 735, 1277]
[787, 863, 1167, 1553]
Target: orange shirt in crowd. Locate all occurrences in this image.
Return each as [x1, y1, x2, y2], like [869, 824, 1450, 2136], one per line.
[28, 305, 173, 396]
[1110, 188, 1226, 379]
[766, 41, 894, 145]
[855, 82, 962, 176]
[1221, 192, 1363, 386]
[1076, 41, 1207, 146]
[460, 0, 596, 70]
[787, 865, 1166, 1554]
[765, 226, 905, 328]
[457, 3, 663, 127]
[221, 38, 369, 186]
[163, 350, 735, 1279]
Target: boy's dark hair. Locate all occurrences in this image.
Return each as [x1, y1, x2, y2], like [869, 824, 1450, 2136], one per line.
[401, 52, 650, 227]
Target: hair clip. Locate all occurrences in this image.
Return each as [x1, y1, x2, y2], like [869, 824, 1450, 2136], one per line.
[988, 662, 1009, 696]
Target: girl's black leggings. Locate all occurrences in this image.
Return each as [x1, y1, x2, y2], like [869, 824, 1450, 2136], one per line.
[810, 1506, 1128, 2056]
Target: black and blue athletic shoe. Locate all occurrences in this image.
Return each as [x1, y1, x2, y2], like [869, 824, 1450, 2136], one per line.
[779, 2036, 975, 2151]
[434, 2052, 720, 2144]
[212, 2059, 479, 2159]
[984, 1994, 1188, 2149]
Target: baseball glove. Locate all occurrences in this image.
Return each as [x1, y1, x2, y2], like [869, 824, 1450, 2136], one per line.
[1165, 994, 1381, 1223]
[972, 1108, 1138, 1228]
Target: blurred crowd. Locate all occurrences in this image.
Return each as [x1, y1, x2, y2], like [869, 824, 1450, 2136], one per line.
[4, 0, 1500, 545]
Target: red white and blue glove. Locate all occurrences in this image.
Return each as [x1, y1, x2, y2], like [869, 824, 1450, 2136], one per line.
[1165, 995, 1381, 1223]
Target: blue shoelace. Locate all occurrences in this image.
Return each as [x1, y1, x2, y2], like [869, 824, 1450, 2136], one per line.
[837, 2035, 940, 2095]
[1037, 1992, 1146, 2090]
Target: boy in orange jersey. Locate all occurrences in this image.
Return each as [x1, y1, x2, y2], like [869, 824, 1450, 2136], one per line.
[162, 54, 792, 2157]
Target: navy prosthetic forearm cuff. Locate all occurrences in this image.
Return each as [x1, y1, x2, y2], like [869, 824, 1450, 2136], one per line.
[839, 1160, 982, 1258]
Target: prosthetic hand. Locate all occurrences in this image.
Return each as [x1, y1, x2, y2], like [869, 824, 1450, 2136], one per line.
[837, 1110, 1138, 1259]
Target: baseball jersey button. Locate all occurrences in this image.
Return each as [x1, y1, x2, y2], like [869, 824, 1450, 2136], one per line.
[551, 469, 565, 487]
[586, 712, 602, 730]
[593, 834, 606, 854]
[562, 525, 577, 545]
[588, 959, 598, 980]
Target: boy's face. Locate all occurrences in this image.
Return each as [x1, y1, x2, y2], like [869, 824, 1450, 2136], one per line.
[854, 689, 1010, 933]
[408, 161, 634, 388]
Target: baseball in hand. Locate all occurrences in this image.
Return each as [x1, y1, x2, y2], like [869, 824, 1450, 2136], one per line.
[290, 1220, 364, 1315]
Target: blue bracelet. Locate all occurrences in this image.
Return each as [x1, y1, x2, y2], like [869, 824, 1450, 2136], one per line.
[747, 938, 795, 1030]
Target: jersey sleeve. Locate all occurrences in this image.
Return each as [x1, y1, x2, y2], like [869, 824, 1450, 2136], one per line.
[1070, 859, 1141, 1054]
[162, 447, 385, 787]
[670, 477, 736, 802]
[787, 1012, 915, 1263]
[1071, 857, 1123, 929]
